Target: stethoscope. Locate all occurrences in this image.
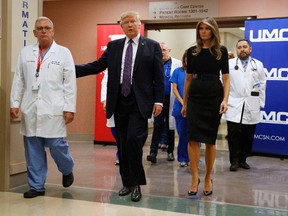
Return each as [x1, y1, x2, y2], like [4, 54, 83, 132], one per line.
[234, 58, 257, 71]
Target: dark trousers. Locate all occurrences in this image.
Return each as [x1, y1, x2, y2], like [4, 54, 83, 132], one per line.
[110, 127, 119, 159]
[114, 89, 147, 186]
[227, 121, 256, 165]
[150, 94, 175, 155]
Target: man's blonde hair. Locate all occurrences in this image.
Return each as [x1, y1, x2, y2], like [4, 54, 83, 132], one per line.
[34, 16, 54, 29]
[120, 11, 141, 25]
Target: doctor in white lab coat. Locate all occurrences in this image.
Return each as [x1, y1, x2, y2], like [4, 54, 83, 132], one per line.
[147, 42, 182, 163]
[222, 39, 266, 171]
[10, 17, 77, 198]
[101, 70, 120, 165]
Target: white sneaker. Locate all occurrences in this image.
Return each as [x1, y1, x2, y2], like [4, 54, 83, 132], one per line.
[167, 153, 175, 161]
[179, 162, 189, 167]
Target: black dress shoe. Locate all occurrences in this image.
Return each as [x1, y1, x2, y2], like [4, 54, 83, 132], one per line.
[240, 162, 250, 169]
[203, 179, 213, 196]
[119, 186, 131, 196]
[147, 153, 157, 163]
[63, 172, 74, 188]
[131, 185, 142, 202]
[230, 163, 239, 171]
[23, 189, 45, 198]
[188, 178, 200, 197]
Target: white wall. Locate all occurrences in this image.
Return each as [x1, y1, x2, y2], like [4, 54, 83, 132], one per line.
[147, 29, 195, 60]
[224, 32, 243, 55]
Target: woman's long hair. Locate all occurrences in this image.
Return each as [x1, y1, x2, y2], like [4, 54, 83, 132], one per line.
[182, 49, 188, 71]
[193, 17, 222, 60]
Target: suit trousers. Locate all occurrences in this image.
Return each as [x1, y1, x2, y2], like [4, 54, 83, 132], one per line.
[114, 88, 147, 186]
[110, 127, 119, 159]
[227, 121, 256, 165]
[150, 94, 175, 155]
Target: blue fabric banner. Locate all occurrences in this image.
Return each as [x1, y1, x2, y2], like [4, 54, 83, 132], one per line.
[245, 18, 288, 156]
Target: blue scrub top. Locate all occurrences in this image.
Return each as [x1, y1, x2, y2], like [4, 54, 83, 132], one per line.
[169, 67, 186, 117]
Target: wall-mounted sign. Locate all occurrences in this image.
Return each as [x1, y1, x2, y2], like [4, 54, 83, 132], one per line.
[149, 0, 219, 20]
[245, 18, 288, 156]
[11, 0, 38, 72]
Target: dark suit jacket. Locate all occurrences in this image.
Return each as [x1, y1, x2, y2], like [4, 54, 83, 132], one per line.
[76, 36, 164, 119]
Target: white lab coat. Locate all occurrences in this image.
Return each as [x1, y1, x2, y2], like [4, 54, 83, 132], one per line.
[10, 41, 77, 137]
[222, 57, 266, 124]
[149, 57, 182, 130]
[101, 70, 115, 127]
[168, 57, 182, 129]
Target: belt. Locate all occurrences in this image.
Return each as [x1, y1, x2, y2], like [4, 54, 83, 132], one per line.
[192, 74, 219, 81]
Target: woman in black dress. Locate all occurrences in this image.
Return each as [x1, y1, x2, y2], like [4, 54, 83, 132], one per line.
[182, 17, 230, 197]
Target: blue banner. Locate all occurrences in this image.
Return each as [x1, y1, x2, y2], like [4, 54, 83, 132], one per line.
[245, 18, 288, 156]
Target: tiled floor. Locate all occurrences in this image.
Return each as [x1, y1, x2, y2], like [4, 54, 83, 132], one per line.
[2, 120, 288, 216]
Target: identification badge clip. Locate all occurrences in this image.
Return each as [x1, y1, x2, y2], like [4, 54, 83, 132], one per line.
[32, 80, 40, 91]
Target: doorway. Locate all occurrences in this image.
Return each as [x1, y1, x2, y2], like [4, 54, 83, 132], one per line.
[143, 16, 255, 151]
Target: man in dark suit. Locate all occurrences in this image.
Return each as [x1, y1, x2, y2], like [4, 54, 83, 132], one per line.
[76, 11, 164, 202]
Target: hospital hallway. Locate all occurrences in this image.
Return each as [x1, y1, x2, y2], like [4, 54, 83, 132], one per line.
[1, 120, 288, 216]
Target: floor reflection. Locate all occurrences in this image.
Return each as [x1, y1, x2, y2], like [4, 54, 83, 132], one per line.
[6, 120, 288, 216]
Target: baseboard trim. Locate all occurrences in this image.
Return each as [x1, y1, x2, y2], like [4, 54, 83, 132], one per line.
[66, 134, 94, 142]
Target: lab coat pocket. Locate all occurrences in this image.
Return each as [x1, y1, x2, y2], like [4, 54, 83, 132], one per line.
[246, 95, 260, 111]
[46, 62, 64, 83]
[53, 106, 64, 116]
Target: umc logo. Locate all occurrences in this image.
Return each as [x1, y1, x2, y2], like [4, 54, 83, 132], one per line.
[265, 68, 288, 80]
[261, 111, 288, 124]
[249, 28, 288, 42]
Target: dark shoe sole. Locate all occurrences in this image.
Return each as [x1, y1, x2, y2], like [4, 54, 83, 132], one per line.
[240, 163, 250, 169]
[230, 163, 239, 171]
[131, 186, 142, 202]
[63, 172, 74, 188]
[147, 155, 157, 163]
[119, 187, 131, 196]
[230, 166, 239, 171]
[23, 190, 45, 198]
[131, 194, 142, 202]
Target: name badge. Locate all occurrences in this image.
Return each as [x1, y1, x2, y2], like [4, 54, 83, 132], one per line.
[32, 80, 40, 91]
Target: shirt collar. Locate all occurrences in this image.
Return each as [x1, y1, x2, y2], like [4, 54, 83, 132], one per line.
[240, 56, 250, 63]
[164, 57, 172, 65]
[125, 33, 140, 45]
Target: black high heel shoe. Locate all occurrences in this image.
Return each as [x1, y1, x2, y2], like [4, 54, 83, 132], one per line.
[188, 178, 200, 196]
[203, 179, 213, 196]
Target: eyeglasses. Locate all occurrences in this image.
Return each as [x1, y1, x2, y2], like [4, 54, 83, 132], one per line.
[35, 26, 52, 31]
